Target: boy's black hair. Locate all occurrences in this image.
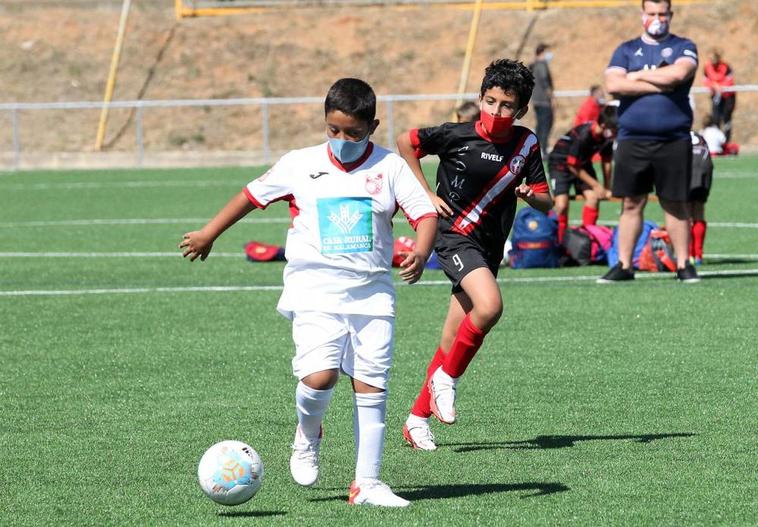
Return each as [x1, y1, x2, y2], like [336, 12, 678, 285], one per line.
[480, 59, 535, 108]
[324, 78, 376, 123]
[598, 105, 618, 130]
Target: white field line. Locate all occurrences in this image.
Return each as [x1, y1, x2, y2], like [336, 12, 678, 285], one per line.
[0, 251, 757, 260]
[2, 217, 758, 228]
[2, 268, 757, 297]
[0, 167, 754, 190]
[0, 217, 291, 227]
[0, 179, 245, 191]
[0, 252, 243, 257]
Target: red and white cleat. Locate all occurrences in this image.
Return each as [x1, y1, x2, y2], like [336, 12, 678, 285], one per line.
[348, 479, 410, 507]
[402, 421, 437, 451]
[428, 367, 457, 424]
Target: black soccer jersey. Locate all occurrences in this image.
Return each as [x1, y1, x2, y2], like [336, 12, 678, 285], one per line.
[410, 121, 549, 250]
[548, 122, 613, 173]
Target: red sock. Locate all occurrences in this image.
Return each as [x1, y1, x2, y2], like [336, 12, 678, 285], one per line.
[410, 347, 446, 418]
[558, 213, 569, 243]
[582, 205, 599, 226]
[692, 220, 707, 259]
[441, 315, 486, 378]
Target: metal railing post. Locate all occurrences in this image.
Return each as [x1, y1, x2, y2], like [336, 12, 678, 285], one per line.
[135, 104, 145, 167]
[11, 108, 20, 171]
[262, 101, 271, 165]
[385, 99, 395, 152]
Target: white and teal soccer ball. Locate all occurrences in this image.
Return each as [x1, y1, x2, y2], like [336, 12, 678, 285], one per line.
[197, 440, 264, 505]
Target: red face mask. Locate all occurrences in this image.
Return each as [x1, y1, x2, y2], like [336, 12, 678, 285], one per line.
[480, 110, 514, 136]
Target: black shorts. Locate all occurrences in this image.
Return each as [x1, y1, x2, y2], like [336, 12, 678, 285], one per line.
[689, 154, 713, 203]
[549, 163, 596, 196]
[613, 139, 692, 201]
[435, 231, 502, 294]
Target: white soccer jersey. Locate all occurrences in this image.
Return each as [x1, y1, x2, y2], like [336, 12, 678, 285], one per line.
[244, 142, 436, 319]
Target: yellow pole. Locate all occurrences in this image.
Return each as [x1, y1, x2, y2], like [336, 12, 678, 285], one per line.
[95, 0, 132, 151]
[454, 0, 484, 117]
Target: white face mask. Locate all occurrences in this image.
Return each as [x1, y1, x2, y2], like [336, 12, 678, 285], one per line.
[543, 51, 554, 63]
[642, 13, 670, 38]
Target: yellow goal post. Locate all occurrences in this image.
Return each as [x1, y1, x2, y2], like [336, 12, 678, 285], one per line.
[175, 0, 707, 19]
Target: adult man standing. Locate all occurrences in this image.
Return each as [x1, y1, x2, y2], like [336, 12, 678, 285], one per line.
[598, 0, 700, 283]
[530, 43, 555, 158]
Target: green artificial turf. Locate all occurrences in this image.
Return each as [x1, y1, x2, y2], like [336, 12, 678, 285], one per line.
[1, 157, 756, 526]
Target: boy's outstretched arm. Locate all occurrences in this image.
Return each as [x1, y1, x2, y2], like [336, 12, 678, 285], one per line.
[179, 191, 256, 261]
[396, 131, 453, 218]
[398, 216, 437, 285]
[515, 184, 553, 214]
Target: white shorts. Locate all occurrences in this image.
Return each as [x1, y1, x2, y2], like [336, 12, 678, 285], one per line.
[291, 311, 395, 390]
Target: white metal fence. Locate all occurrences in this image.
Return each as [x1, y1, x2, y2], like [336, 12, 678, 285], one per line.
[1, 86, 753, 171]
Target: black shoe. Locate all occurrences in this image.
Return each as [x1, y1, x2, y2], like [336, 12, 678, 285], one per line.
[676, 262, 701, 283]
[596, 262, 635, 284]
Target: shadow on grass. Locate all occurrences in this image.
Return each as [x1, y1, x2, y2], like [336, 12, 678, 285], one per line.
[702, 257, 758, 265]
[309, 481, 568, 503]
[217, 510, 286, 518]
[700, 270, 758, 279]
[448, 432, 696, 453]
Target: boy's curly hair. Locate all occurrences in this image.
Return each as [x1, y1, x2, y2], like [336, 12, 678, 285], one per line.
[480, 59, 535, 108]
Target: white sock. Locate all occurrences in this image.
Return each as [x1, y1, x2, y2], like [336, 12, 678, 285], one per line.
[295, 381, 334, 441]
[406, 413, 429, 427]
[353, 391, 387, 481]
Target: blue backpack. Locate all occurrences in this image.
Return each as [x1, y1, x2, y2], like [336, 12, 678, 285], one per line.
[509, 208, 560, 269]
[607, 220, 658, 269]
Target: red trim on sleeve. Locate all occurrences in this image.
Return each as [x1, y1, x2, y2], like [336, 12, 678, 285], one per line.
[409, 129, 426, 159]
[243, 186, 265, 209]
[566, 155, 580, 168]
[287, 195, 299, 222]
[529, 182, 550, 194]
[407, 212, 437, 231]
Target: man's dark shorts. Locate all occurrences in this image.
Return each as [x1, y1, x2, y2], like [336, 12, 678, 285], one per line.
[549, 163, 597, 196]
[435, 231, 502, 294]
[612, 139, 692, 201]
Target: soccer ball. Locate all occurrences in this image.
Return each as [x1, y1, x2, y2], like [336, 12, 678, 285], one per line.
[197, 440, 264, 506]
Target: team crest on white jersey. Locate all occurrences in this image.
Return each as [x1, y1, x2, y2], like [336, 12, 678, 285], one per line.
[365, 173, 383, 195]
[509, 155, 526, 176]
[318, 197, 373, 254]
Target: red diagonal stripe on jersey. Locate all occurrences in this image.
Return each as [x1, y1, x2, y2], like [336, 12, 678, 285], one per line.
[451, 130, 538, 236]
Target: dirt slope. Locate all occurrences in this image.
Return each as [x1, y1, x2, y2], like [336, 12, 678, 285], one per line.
[0, 0, 755, 154]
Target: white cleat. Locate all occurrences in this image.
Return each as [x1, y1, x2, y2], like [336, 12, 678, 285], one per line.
[428, 367, 457, 424]
[348, 479, 410, 507]
[402, 421, 437, 451]
[289, 425, 322, 487]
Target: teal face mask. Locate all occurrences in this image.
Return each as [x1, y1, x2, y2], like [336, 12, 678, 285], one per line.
[328, 134, 370, 163]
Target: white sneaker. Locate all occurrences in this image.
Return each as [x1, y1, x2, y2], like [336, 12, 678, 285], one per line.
[348, 479, 410, 507]
[289, 425, 322, 487]
[402, 420, 437, 451]
[428, 367, 457, 424]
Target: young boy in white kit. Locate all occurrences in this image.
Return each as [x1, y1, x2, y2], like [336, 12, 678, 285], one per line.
[180, 78, 437, 507]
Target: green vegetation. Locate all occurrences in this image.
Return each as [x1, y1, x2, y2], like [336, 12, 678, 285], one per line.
[1, 157, 756, 526]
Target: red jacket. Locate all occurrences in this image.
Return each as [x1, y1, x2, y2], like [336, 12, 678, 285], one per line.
[573, 96, 601, 126]
[703, 61, 735, 99]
